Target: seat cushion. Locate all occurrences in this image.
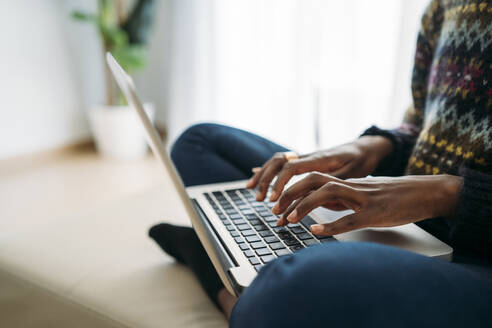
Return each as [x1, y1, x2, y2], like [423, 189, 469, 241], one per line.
[0, 184, 227, 328]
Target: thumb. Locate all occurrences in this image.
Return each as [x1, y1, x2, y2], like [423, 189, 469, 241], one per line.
[310, 212, 365, 236]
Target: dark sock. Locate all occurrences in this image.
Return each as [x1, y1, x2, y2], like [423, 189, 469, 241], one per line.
[148, 223, 224, 308]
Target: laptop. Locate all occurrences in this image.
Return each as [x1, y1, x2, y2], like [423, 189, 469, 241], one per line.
[106, 53, 453, 297]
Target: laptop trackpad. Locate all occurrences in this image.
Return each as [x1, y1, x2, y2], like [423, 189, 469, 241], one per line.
[309, 207, 452, 259]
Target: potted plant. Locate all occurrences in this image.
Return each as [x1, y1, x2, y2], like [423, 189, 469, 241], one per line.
[72, 0, 156, 160]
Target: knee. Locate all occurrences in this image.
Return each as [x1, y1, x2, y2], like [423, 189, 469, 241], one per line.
[170, 123, 219, 165]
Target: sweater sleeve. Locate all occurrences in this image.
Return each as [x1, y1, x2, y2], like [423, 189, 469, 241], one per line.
[450, 167, 492, 259]
[360, 123, 420, 176]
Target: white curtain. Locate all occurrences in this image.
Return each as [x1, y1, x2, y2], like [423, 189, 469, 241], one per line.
[149, 0, 430, 152]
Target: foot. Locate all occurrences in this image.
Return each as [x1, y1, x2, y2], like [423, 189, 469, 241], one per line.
[148, 223, 225, 309]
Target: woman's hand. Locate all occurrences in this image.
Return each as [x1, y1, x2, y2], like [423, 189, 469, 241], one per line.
[271, 172, 463, 235]
[247, 136, 393, 202]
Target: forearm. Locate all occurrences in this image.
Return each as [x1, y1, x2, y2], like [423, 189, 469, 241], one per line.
[355, 135, 394, 167]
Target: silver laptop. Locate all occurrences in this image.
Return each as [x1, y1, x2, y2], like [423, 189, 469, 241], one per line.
[106, 53, 453, 297]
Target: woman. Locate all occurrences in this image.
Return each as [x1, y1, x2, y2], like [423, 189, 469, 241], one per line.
[150, 1, 492, 327]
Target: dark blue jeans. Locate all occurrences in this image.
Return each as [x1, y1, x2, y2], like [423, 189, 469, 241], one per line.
[171, 123, 492, 328]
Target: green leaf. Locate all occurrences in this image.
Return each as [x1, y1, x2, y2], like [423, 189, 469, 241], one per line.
[71, 10, 96, 22]
[111, 45, 147, 73]
[101, 27, 128, 48]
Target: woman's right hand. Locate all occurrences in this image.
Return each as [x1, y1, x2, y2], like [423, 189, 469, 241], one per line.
[247, 135, 393, 202]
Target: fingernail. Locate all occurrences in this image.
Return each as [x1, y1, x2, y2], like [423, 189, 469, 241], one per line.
[276, 218, 283, 226]
[272, 202, 279, 214]
[311, 224, 323, 234]
[256, 193, 263, 201]
[269, 191, 277, 201]
[246, 179, 253, 188]
[287, 209, 297, 223]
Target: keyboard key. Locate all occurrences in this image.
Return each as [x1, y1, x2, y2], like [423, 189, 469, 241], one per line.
[303, 239, 319, 246]
[263, 216, 278, 223]
[245, 213, 260, 220]
[290, 227, 306, 234]
[239, 243, 250, 251]
[290, 244, 305, 252]
[226, 225, 235, 231]
[297, 232, 313, 240]
[249, 219, 262, 226]
[270, 242, 286, 250]
[236, 224, 250, 231]
[234, 237, 245, 244]
[258, 211, 272, 217]
[249, 257, 261, 265]
[254, 264, 264, 272]
[241, 209, 254, 215]
[241, 229, 256, 236]
[257, 231, 272, 238]
[268, 221, 279, 228]
[244, 250, 255, 257]
[275, 249, 291, 257]
[253, 224, 268, 231]
[299, 215, 317, 228]
[230, 214, 242, 220]
[278, 232, 294, 240]
[256, 248, 272, 256]
[230, 231, 240, 237]
[284, 238, 300, 246]
[273, 226, 288, 233]
[238, 204, 250, 210]
[264, 236, 280, 244]
[246, 235, 261, 243]
[232, 219, 246, 225]
[320, 237, 337, 243]
[250, 241, 267, 249]
[261, 255, 276, 263]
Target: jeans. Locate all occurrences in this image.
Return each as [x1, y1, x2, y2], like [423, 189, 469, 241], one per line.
[171, 123, 492, 328]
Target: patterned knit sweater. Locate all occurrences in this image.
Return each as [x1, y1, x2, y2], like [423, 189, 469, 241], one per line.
[363, 0, 492, 260]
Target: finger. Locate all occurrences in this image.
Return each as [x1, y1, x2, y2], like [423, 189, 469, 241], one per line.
[329, 161, 355, 179]
[247, 162, 269, 189]
[285, 181, 363, 224]
[276, 200, 298, 226]
[276, 193, 310, 226]
[323, 201, 350, 211]
[256, 160, 285, 201]
[272, 172, 332, 215]
[310, 212, 365, 236]
[270, 158, 317, 201]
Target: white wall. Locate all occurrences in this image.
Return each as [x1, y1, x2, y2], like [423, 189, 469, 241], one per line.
[0, 0, 171, 160]
[0, 0, 428, 160]
[0, 1, 92, 159]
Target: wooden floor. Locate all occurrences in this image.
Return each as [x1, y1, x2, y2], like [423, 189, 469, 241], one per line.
[0, 146, 164, 233]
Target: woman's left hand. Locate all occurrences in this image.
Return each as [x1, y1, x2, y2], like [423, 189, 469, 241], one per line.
[271, 172, 463, 236]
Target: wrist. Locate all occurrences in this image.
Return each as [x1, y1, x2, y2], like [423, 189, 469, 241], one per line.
[355, 136, 394, 165]
[430, 175, 464, 217]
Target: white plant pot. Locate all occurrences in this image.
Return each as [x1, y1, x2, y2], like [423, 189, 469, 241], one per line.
[88, 103, 154, 160]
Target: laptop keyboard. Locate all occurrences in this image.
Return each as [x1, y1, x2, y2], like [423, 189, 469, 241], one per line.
[203, 188, 336, 272]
